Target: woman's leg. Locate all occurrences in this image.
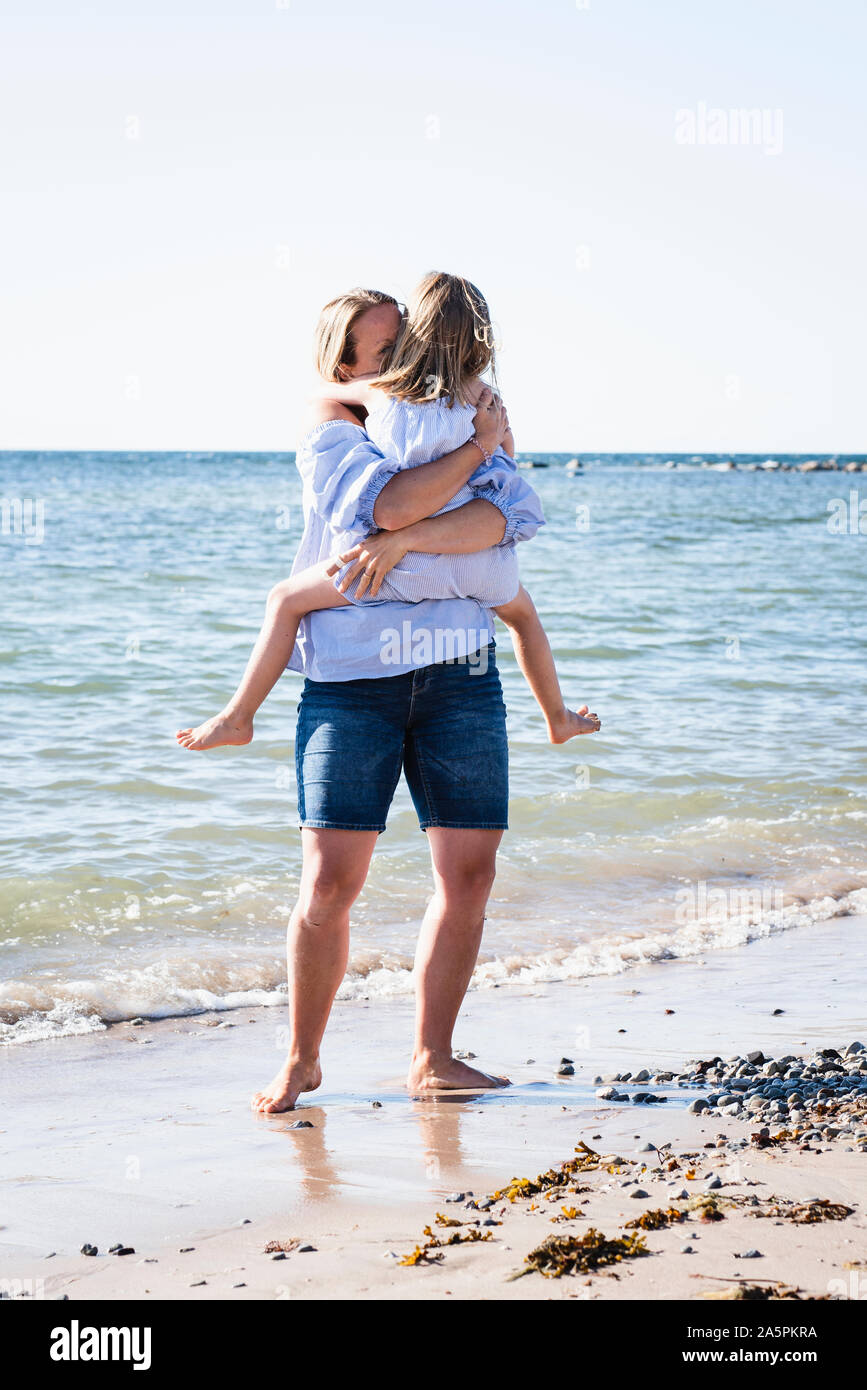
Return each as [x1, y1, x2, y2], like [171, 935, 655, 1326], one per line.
[408, 827, 508, 1091]
[176, 562, 349, 751]
[252, 827, 379, 1113]
[494, 585, 601, 743]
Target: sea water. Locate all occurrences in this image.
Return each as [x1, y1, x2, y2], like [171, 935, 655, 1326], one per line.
[1, 451, 865, 1042]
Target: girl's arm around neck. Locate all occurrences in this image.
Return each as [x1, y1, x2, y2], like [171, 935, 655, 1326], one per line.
[310, 374, 384, 409]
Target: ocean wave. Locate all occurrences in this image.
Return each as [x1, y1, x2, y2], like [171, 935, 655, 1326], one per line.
[2, 886, 864, 1047]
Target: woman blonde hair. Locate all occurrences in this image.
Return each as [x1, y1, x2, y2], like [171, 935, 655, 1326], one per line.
[313, 287, 400, 383]
[372, 271, 497, 406]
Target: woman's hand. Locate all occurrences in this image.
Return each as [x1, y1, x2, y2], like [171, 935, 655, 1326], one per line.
[472, 389, 509, 457]
[325, 529, 412, 599]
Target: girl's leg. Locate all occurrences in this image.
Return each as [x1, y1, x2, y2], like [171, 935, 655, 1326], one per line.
[494, 585, 601, 743]
[176, 562, 349, 751]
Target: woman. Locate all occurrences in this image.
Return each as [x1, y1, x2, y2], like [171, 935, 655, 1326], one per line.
[252, 287, 544, 1113]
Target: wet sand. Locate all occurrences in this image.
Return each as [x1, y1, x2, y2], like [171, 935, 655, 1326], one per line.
[2, 913, 866, 1300]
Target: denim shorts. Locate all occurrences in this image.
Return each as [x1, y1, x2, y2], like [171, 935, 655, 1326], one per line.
[294, 642, 508, 832]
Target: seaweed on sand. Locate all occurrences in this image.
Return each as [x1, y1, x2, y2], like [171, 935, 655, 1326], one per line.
[699, 1280, 829, 1301]
[625, 1206, 689, 1231]
[398, 1223, 493, 1266]
[751, 1129, 793, 1148]
[550, 1206, 584, 1222]
[510, 1227, 648, 1280]
[752, 1197, 854, 1223]
[489, 1142, 627, 1205]
[685, 1194, 729, 1222]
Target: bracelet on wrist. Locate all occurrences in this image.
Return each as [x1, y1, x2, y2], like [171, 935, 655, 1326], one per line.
[470, 434, 494, 464]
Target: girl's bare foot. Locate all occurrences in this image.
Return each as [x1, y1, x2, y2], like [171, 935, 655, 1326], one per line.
[407, 1050, 511, 1094]
[251, 1056, 322, 1114]
[546, 704, 601, 744]
[176, 710, 254, 751]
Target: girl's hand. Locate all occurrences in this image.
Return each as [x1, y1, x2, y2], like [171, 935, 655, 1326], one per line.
[325, 530, 412, 599]
[472, 390, 508, 456]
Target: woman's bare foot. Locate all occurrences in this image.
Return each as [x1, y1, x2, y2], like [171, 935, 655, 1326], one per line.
[546, 704, 601, 745]
[407, 1050, 511, 1094]
[251, 1056, 322, 1114]
[176, 709, 254, 751]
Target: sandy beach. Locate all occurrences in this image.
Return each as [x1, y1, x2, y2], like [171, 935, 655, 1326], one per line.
[4, 913, 865, 1302]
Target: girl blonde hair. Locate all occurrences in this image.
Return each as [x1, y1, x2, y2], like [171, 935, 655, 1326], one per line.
[313, 287, 399, 383]
[373, 271, 497, 406]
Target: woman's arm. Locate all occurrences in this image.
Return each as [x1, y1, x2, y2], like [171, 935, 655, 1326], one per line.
[372, 393, 508, 530]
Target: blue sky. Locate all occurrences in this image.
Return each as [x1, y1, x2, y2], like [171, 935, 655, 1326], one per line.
[1, 0, 864, 451]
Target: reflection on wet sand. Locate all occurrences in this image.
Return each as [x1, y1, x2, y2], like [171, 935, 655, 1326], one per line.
[260, 1106, 341, 1201]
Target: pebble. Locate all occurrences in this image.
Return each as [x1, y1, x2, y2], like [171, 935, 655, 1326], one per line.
[178, 1247, 195, 1253]
[669, 1041, 867, 1143]
[736, 1249, 763, 1259]
[628, 1188, 650, 1199]
[560, 1057, 573, 1065]
[80, 1244, 98, 1257]
[298, 1245, 317, 1253]
[232, 1282, 246, 1288]
[270, 1252, 286, 1261]
[681, 1245, 694, 1254]
[290, 1120, 314, 1129]
[444, 1193, 465, 1203]
[190, 1280, 207, 1287]
[557, 1064, 574, 1076]
[371, 1101, 382, 1108]
[705, 1176, 722, 1190]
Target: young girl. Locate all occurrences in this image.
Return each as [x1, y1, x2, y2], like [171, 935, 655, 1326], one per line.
[176, 272, 600, 751]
